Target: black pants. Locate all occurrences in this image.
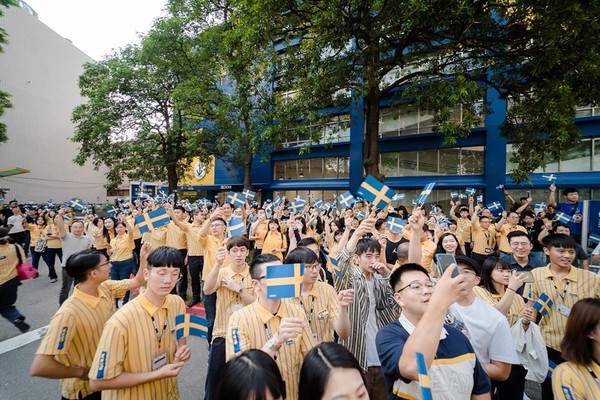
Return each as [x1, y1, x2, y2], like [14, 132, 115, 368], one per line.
[492, 364, 527, 399]
[176, 249, 188, 299]
[204, 337, 226, 400]
[471, 252, 492, 268]
[187, 255, 204, 302]
[542, 347, 564, 400]
[61, 390, 101, 400]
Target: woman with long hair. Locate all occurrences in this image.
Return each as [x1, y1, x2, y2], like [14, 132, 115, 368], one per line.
[430, 232, 464, 276]
[107, 219, 135, 305]
[0, 227, 30, 332]
[260, 219, 287, 261]
[43, 214, 62, 283]
[552, 298, 600, 399]
[24, 215, 48, 277]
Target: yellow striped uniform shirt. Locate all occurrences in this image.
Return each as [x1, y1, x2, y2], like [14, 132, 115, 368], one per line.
[472, 285, 525, 327]
[45, 223, 62, 249]
[166, 221, 187, 250]
[226, 300, 316, 400]
[285, 281, 341, 343]
[250, 221, 268, 249]
[0, 243, 21, 285]
[199, 235, 229, 280]
[109, 234, 134, 262]
[89, 292, 186, 399]
[26, 224, 45, 246]
[36, 280, 129, 399]
[212, 264, 254, 341]
[93, 230, 114, 251]
[456, 217, 473, 244]
[524, 266, 600, 351]
[126, 216, 142, 240]
[141, 226, 167, 248]
[179, 223, 204, 256]
[471, 222, 497, 255]
[497, 224, 527, 254]
[551, 361, 600, 400]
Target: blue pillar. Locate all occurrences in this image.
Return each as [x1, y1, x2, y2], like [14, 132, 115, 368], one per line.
[349, 97, 364, 193]
[484, 84, 508, 207]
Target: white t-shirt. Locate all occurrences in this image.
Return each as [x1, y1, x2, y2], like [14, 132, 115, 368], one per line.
[447, 297, 520, 365]
[365, 278, 380, 367]
[592, 243, 600, 256]
[7, 215, 24, 234]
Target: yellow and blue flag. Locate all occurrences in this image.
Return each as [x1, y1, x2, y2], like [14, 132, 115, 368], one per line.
[338, 191, 355, 208]
[196, 198, 211, 207]
[386, 217, 405, 233]
[588, 233, 600, 244]
[175, 313, 208, 340]
[84, 205, 94, 215]
[533, 293, 554, 317]
[242, 189, 256, 201]
[266, 263, 305, 299]
[416, 183, 436, 205]
[487, 201, 503, 212]
[226, 217, 246, 239]
[295, 195, 307, 204]
[450, 192, 460, 199]
[496, 184, 504, 190]
[357, 175, 395, 209]
[320, 249, 343, 279]
[227, 191, 246, 208]
[69, 198, 86, 211]
[476, 195, 483, 204]
[273, 196, 283, 206]
[465, 187, 476, 197]
[415, 352, 433, 400]
[534, 202, 546, 210]
[354, 210, 366, 220]
[554, 211, 572, 224]
[183, 203, 197, 213]
[134, 207, 171, 234]
[312, 198, 323, 208]
[542, 173, 557, 183]
[105, 205, 119, 217]
[392, 192, 405, 201]
[288, 201, 305, 213]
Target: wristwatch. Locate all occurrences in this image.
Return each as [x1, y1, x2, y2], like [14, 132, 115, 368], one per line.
[266, 336, 281, 351]
[237, 287, 244, 294]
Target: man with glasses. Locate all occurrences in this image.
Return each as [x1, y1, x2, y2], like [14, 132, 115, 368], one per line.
[226, 253, 316, 400]
[377, 263, 491, 400]
[446, 256, 520, 388]
[31, 246, 150, 400]
[88, 246, 191, 399]
[506, 231, 545, 296]
[496, 211, 528, 260]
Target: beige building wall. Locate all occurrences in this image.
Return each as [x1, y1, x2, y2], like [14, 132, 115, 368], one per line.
[0, 4, 108, 203]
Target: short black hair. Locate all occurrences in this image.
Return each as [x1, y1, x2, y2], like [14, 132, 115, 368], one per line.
[480, 257, 511, 295]
[355, 238, 381, 256]
[285, 247, 318, 264]
[250, 253, 280, 279]
[552, 222, 570, 232]
[297, 237, 318, 248]
[563, 188, 578, 196]
[227, 235, 250, 250]
[507, 230, 531, 243]
[147, 246, 184, 270]
[455, 255, 481, 276]
[173, 205, 186, 213]
[375, 218, 386, 231]
[544, 233, 577, 250]
[389, 263, 429, 291]
[65, 249, 102, 284]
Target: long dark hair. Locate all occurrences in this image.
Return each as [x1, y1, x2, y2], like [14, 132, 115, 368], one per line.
[434, 232, 464, 256]
[561, 298, 600, 365]
[480, 257, 511, 295]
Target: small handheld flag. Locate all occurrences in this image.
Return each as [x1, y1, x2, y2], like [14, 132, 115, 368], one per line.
[534, 202, 546, 210]
[542, 174, 557, 183]
[588, 233, 600, 245]
[416, 183, 436, 205]
[533, 293, 554, 317]
[476, 195, 483, 204]
[450, 192, 459, 199]
[415, 352, 433, 400]
[105, 205, 119, 217]
[321, 249, 342, 279]
[338, 191, 355, 208]
[69, 198, 86, 211]
[386, 217, 405, 233]
[487, 201, 503, 212]
[357, 175, 395, 209]
[84, 205, 94, 215]
[134, 207, 171, 234]
[392, 193, 405, 201]
[354, 210, 366, 220]
[295, 195, 307, 204]
[266, 263, 304, 299]
[273, 196, 283, 206]
[465, 188, 476, 197]
[288, 201, 305, 213]
[496, 184, 504, 190]
[242, 189, 256, 201]
[226, 217, 246, 239]
[227, 192, 246, 208]
[553, 211, 572, 224]
[312, 198, 323, 208]
[175, 313, 208, 340]
[183, 203, 198, 213]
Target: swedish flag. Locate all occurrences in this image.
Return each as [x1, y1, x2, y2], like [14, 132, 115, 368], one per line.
[533, 293, 554, 317]
[242, 189, 256, 201]
[295, 195, 307, 204]
[487, 201, 502, 211]
[386, 217, 405, 233]
[183, 203, 197, 212]
[354, 210, 366, 220]
[266, 263, 305, 299]
[338, 191, 355, 208]
[416, 183, 436, 205]
[476, 195, 483, 204]
[273, 196, 283, 206]
[588, 233, 600, 244]
[554, 211, 572, 224]
[450, 192, 459, 199]
[227, 191, 246, 208]
[465, 187, 476, 196]
[105, 205, 119, 217]
[416, 352, 433, 400]
[134, 207, 171, 234]
[312, 198, 323, 208]
[288, 201, 305, 213]
[392, 193, 405, 201]
[321, 249, 343, 279]
[226, 217, 246, 239]
[69, 198, 86, 211]
[534, 202, 546, 210]
[542, 174, 557, 182]
[175, 313, 208, 340]
[357, 175, 395, 209]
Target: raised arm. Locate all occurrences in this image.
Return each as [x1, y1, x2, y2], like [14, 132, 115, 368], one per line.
[56, 209, 68, 239]
[407, 207, 425, 265]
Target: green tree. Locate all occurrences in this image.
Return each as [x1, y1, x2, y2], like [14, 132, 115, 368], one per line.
[240, 0, 600, 182]
[0, 0, 16, 144]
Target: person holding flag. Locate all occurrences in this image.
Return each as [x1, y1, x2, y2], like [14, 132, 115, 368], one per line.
[548, 185, 583, 243]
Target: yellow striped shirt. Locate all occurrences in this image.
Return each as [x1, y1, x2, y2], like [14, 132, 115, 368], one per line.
[166, 221, 187, 250]
[456, 217, 472, 244]
[212, 264, 254, 341]
[552, 361, 600, 400]
[471, 222, 497, 255]
[89, 292, 186, 399]
[285, 281, 341, 343]
[524, 265, 600, 351]
[109, 234, 134, 262]
[497, 224, 527, 254]
[45, 224, 62, 249]
[126, 216, 142, 240]
[26, 224, 45, 246]
[199, 235, 229, 280]
[36, 280, 129, 399]
[141, 226, 167, 248]
[472, 285, 525, 327]
[0, 243, 21, 285]
[179, 223, 204, 256]
[226, 300, 316, 400]
[250, 221, 268, 249]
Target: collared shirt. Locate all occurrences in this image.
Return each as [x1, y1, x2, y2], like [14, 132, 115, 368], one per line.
[250, 220, 268, 249]
[524, 265, 600, 351]
[420, 240, 437, 272]
[141, 226, 167, 248]
[178, 223, 204, 256]
[285, 281, 341, 343]
[260, 230, 287, 261]
[199, 234, 229, 280]
[472, 285, 525, 327]
[0, 243, 21, 285]
[552, 361, 600, 399]
[226, 300, 316, 400]
[89, 292, 186, 400]
[166, 221, 187, 250]
[109, 234, 134, 262]
[45, 224, 62, 249]
[456, 217, 473, 243]
[37, 280, 129, 399]
[471, 220, 497, 255]
[336, 249, 398, 371]
[126, 216, 143, 240]
[26, 224, 45, 246]
[212, 264, 253, 341]
[497, 224, 527, 254]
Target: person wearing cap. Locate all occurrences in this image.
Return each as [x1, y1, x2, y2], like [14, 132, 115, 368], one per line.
[445, 255, 520, 394]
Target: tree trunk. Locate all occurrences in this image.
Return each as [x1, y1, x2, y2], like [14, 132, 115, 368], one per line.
[243, 150, 253, 189]
[167, 164, 178, 193]
[363, 87, 383, 180]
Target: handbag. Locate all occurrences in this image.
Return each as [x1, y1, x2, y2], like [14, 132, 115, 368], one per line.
[34, 236, 47, 253]
[14, 244, 37, 280]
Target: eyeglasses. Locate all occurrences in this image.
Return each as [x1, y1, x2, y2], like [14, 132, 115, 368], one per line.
[90, 259, 111, 273]
[304, 263, 320, 271]
[510, 242, 530, 248]
[210, 223, 226, 228]
[458, 269, 477, 276]
[396, 280, 436, 293]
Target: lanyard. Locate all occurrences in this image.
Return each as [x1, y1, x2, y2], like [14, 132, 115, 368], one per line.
[150, 311, 168, 347]
[263, 323, 277, 360]
[299, 296, 315, 324]
[483, 231, 491, 247]
[587, 365, 600, 386]
[549, 277, 569, 300]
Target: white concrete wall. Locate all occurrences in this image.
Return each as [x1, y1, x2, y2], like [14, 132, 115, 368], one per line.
[0, 5, 108, 203]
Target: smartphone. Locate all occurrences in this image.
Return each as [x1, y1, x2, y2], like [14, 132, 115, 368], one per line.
[435, 253, 460, 278]
[515, 270, 534, 283]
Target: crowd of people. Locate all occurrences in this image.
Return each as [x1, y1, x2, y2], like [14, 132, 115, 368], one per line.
[0, 185, 599, 399]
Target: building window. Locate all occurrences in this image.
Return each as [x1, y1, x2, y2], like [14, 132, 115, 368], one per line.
[273, 156, 350, 180]
[282, 114, 350, 147]
[506, 139, 594, 173]
[380, 146, 484, 177]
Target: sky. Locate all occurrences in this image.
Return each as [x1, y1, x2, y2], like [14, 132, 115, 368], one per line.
[23, 0, 169, 60]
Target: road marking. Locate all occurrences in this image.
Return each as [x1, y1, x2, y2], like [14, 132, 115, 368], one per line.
[0, 325, 48, 356]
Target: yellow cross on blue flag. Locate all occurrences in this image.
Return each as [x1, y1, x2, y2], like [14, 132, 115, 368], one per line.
[542, 173, 557, 183]
[416, 352, 433, 400]
[288, 201, 305, 213]
[588, 233, 600, 244]
[354, 210, 366, 220]
[242, 189, 256, 201]
[227, 191, 246, 208]
[313, 198, 323, 208]
[357, 175, 395, 209]
[105, 205, 119, 217]
[226, 217, 246, 239]
[69, 198, 86, 211]
[321, 250, 343, 279]
[554, 211, 572, 224]
[465, 187, 476, 196]
[175, 313, 208, 340]
[533, 293, 554, 317]
[266, 263, 305, 299]
[134, 207, 171, 234]
[338, 191, 355, 208]
[487, 201, 502, 212]
[386, 217, 405, 233]
[416, 183, 436, 205]
[295, 195, 307, 204]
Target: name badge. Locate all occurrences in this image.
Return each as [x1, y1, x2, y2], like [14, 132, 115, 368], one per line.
[484, 248, 492, 254]
[556, 304, 571, 317]
[152, 352, 167, 371]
